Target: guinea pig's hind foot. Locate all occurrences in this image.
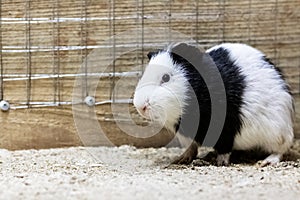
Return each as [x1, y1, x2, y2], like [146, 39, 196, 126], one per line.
[171, 141, 198, 165]
[258, 153, 282, 167]
[216, 153, 231, 166]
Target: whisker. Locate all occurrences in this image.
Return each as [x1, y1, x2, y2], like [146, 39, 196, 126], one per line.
[149, 109, 155, 123]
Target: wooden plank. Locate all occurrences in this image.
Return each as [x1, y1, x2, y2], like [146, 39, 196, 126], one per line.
[0, 0, 299, 149]
[0, 105, 175, 150]
[0, 95, 299, 150]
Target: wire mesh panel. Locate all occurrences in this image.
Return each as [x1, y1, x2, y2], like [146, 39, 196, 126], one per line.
[0, 0, 299, 109]
[0, 0, 299, 149]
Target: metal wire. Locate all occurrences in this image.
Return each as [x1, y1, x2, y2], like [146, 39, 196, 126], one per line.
[0, 0, 298, 110]
[141, 0, 145, 70]
[109, 0, 116, 103]
[2, 71, 142, 82]
[274, 0, 279, 65]
[52, 1, 56, 104]
[135, 0, 139, 73]
[0, 0, 3, 100]
[220, 0, 226, 42]
[80, 0, 88, 98]
[195, 0, 199, 44]
[135, 0, 145, 73]
[52, 0, 61, 105]
[25, 0, 32, 107]
[10, 99, 133, 110]
[168, 0, 172, 42]
[247, 0, 252, 43]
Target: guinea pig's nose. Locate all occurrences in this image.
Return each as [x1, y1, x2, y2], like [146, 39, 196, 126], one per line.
[137, 105, 147, 117]
[142, 105, 147, 112]
[141, 101, 149, 112]
[138, 100, 150, 116]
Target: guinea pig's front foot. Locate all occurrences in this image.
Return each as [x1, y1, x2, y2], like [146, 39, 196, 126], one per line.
[171, 142, 198, 165]
[258, 153, 282, 167]
[216, 153, 231, 166]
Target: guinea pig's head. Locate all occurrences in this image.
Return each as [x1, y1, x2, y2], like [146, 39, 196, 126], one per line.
[133, 48, 189, 130]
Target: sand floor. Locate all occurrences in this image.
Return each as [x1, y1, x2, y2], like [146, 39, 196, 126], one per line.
[0, 140, 300, 200]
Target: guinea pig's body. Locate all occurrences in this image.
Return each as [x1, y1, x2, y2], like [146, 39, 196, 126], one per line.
[133, 43, 294, 166]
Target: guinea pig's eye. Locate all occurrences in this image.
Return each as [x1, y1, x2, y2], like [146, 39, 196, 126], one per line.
[161, 73, 170, 84]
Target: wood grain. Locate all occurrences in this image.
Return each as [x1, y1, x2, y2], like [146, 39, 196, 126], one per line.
[0, 0, 299, 149]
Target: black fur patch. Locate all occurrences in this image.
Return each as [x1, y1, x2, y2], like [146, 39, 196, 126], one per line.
[147, 51, 158, 60]
[169, 45, 246, 154]
[147, 50, 162, 60]
[208, 47, 246, 154]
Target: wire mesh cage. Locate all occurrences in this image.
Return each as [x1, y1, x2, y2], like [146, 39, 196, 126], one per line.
[0, 0, 299, 149]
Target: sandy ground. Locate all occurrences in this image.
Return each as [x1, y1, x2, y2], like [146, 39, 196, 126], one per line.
[0, 141, 300, 200]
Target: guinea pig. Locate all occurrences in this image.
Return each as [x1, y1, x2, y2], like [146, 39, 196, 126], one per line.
[133, 43, 294, 166]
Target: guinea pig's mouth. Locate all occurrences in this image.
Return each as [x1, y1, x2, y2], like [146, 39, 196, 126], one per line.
[138, 110, 150, 120]
[136, 106, 163, 122]
[135, 105, 149, 119]
[137, 107, 152, 120]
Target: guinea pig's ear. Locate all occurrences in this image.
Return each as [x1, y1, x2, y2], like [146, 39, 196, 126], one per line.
[171, 43, 200, 56]
[147, 51, 157, 60]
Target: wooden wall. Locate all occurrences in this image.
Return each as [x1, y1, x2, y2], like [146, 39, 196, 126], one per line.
[0, 0, 299, 150]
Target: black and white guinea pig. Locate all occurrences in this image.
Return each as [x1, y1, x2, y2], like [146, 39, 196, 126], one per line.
[133, 43, 294, 166]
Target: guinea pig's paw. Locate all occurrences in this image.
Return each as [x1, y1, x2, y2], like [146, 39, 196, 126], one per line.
[171, 144, 198, 165]
[216, 153, 231, 166]
[258, 153, 282, 167]
[171, 154, 194, 165]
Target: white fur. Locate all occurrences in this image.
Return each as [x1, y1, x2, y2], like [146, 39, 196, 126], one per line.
[260, 153, 282, 167]
[133, 52, 189, 132]
[207, 43, 294, 155]
[135, 43, 294, 159]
